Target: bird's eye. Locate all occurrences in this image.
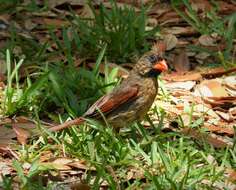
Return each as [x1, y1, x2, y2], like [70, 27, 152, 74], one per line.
[147, 54, 158, 64]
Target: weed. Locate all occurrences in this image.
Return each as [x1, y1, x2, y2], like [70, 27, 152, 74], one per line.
[1, 45, 118, 119]
[1, 50, 48, 116]
[171, 0, 236, 66]
[11, 159, 54, 190]
[71, 0, 159, 64]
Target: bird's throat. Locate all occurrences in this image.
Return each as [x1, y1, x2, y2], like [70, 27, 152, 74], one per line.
[143, 69, 161, 78]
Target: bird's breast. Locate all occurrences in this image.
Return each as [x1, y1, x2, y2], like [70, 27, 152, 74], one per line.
[136, 78, 158, 115]
[106, 77, 158, 128]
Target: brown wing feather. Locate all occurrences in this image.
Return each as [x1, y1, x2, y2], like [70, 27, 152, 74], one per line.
[84, 85, 139, 118]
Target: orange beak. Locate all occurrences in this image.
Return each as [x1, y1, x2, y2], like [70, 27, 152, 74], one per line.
[153, 59, 168, 72]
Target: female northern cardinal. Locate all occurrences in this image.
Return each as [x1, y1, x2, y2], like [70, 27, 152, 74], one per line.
[50, 51, 168, 132]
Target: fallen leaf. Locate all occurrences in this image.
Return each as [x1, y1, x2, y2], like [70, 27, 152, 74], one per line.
[206, 155, 217, 165]
[24, 19, 37, 30]
[0, 59, 6, 77]
[194, 79, 228, 97]
[127, 166, 145, 180]
[48, 157, 74, 170]
[70, 183, 91, 190]
[215, 110, 234, 122]
[229, 107, 236, 117]
[182, 128, 230, 148]
[47, 0, 85, 8]
[163, 34, 178, 51]
[42, 162, 71, 170]
[180, 114, 191, 127]
[68, 161, 96, 171]
[194, 104, 220, 119]
[12, 125, 30, 145]
[173, 49, 191, 72]
[0, 161, 12, 176]
[80, 3, 95, 20]
[224, 76, 236, 93]
[0, 125, 17, 150]
[39, 151, 54, 162]
[190, 0, 212, 12]
[152, 41, 166, 55]
[218, 1, 236, 15]
[162, 72, 202, 82]
[52, 157, 73, 165]
[201, 67, 236, 79]
[226, 169, 236, 182]
[103, 2, 140, 11]
[165, 81, 196, 91]
[199, 35, 216, 46]
[204, 124, 234, 136]
[195, 52, 210, 60]
[162, 26, 197, 36]
[43, 18, 70, 27]
[203, 96, 236, 108]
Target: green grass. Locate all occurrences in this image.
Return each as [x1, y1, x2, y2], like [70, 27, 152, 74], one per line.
[171, 0, 236, 67]
[70, 0, 159, 64]
[0, 1, 235, 189]
[1, 117, 234, 189]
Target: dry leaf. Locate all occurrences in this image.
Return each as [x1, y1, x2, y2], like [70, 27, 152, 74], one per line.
[47, 0, 85, 8]
[49, 157, 73, 170]
[173, 49, 191, 72]
[0, 125, 17, 150]
[215, 110, 234, 122]
[180, 114, 191, 127]
[165, 81, 196, 91]
[199, 35, 216, 46]
[206, 155, 217, 165]
[80, 3, 95, 20]
[182, 128, 230, 148]
[226, 169, 236, 182]
[126, 167, 145, 180]
[0, 161, 12, 176]
[162, 72, 202, 82]
[47, 162, 72, 170]
[68, 161, 96, 171]
[162, 26, 196, 35]
[201, 67, 236, 78]
[152, 41, 166, 55]
[71, 183, 91, 190]
[39, 151, 54, 162]
[229, 107, 236, 117]
[204, 124, 234, 136]
[24, 19, 37, 30]
[203, 96, 236, 108]
[195, 52, 210, 60]
[163, 34, 178, 51]
[224, 76, 236, 90]
[194, 79, 228, 97]
[103, 2, 140, 11]
[190, 0, 212, 12]
[194, 104, 220, 119]
[52, 157, 73, 165]
[12, 125, 30, 145]
[43, 18, 70, 27]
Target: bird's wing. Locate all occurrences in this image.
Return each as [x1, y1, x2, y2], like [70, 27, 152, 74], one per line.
[84, 84, 139, 118]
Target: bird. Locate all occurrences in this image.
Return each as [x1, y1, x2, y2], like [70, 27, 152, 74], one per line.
[49, 51, 168, 132]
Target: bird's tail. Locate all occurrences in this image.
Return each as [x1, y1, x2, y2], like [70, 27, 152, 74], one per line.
[49, 117, 84, 132]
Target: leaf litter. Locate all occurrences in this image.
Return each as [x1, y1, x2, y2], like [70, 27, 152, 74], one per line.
[157, 71, 236, 149]
[0, 0, 236, 188]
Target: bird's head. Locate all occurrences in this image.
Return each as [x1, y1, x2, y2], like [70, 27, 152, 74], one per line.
[133, 52, 168, 77]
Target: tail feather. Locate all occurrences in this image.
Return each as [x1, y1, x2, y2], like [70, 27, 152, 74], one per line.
[49, 117, 84, 132]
